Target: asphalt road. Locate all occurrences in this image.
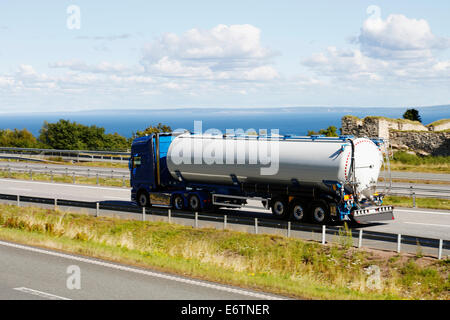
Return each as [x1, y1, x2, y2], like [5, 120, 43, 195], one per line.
[0, 179, 448, 241]
[0, 240, 283, 300]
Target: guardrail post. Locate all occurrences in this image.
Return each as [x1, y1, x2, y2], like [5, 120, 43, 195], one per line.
[287, 221, 291, 238]
[65, 168, 68, 176]
[96, 202, 99, 217]
[255, 218, 258, 234]
[8, 167, 11, 178]
[54, 198, 58, 211]
[17, 195, 20, 207]
[410, 186, 416, 208]
[224, 215, 227, 230]
[50, 170, 53, 183]
[72, 172, 75, 184]
[168, 209, 172, 223]
[122, 175, 125, 187]
[87, 168, 90, 178]
[29, 169, 32, 181]
[195, 212, 198, 228]
[397, 234, 402, 253]
[142, 207, 146, 221]
[358, 229, 363, 248]
[438, 239, 443, 260]
[111, 170, 114, 179]
[322, 225, 326, 244]
[96, 173, 99, 185]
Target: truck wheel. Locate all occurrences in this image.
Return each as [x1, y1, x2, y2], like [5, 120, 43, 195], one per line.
[310, 201, 329, 224]
[173, 194, 185, 210]
[188, 194, 201, 212]
[271, 198, 288, 219]
[290, 201, 306, 222]
[137, 190, 151, 207]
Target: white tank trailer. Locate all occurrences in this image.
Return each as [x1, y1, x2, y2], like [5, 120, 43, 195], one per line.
[130, 132, 394, 224]
[167, 134, 383, 200]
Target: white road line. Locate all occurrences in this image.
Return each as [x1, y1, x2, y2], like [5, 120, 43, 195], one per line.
[0, 179, 128, 192]
[403, 222, 450, 228]
[8, 187, 31, 192]
[13, 287, 70, 300]
[0, 240, 283, 300]
[395, 209, 450, 216]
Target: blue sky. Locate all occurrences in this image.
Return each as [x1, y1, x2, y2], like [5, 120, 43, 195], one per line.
[0, 1, 449, 113]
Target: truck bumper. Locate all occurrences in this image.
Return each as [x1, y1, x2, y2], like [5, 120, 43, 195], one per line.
[351, 206, 394, 223]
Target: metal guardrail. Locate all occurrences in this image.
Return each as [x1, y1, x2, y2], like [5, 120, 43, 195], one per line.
[0, 193, 448, 259]
[0, 164, 129, 186]
[0, 147, 130, 163]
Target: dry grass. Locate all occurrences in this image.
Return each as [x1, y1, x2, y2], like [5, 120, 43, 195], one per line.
[0, 170, 129, 187]
[0, 204, 448, 300]
[383, 196, 450, 210]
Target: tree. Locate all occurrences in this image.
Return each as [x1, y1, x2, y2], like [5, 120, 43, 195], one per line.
[133, 123, 172, 138]
[403, 108, 422, 123]
[307, 125, 339, 137]
[0, 128, 38, 148]
[38, 119, 130, 151]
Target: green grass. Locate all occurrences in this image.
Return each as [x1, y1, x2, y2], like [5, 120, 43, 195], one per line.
[391, 151, 450, 173]
[0, 204, 448, 300]
[384, 196, 450, 210]
[0, 170, 129, 187]
[0, 158, 128, 169]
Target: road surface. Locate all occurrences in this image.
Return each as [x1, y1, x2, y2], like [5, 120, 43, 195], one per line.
[0, 240, 283, 300]
[0, 179, 449, 241]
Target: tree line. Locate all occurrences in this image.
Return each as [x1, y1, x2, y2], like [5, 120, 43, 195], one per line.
[0, 120, 172, 151]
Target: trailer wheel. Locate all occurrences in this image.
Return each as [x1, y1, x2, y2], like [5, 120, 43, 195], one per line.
[310, 201, 329, 224]
[188, 194, 201, 212]
[137, 190, 151, 207]
[173, 194, 185, 210]
[290, 201, 306, 222]
[271, 198, 288, 219]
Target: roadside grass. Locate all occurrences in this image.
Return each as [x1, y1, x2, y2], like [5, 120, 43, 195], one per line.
[0, 158, 128, 169]
[0, 204, 448, 300]
[391, 152, 450, 174]
[383, 196, 450, 210]
[0, 170, 129, 188]
[378, 177, 450, 185]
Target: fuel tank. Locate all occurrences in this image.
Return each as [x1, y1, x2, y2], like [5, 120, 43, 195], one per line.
[166, 133, 383, 197]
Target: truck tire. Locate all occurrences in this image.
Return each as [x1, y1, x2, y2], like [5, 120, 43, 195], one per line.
[290, 200, 306, 222]
[173, 194, 185, 210]
[188, 194, 201, 212]
[271, 198, 288, 219]
[310, 201, 329, 224]
[137, 190, 151, 207]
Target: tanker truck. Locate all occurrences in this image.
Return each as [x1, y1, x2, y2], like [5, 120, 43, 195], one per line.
[129, 131, 394, 224]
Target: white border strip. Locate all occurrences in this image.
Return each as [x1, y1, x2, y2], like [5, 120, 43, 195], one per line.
[0, 240, 284, 300]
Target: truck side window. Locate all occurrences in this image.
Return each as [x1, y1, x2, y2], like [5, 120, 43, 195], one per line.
[133, 156, 142, 168]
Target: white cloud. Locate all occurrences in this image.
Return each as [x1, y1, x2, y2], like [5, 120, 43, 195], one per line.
[303, 13, 450, 85]
[141, 24, 277, 81]
[359, 14, 450, 60]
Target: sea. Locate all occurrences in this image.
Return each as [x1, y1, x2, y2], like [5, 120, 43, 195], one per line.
[0, 105, 449, 138]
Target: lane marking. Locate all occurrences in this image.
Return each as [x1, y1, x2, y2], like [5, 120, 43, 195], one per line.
[402, 222, 450, 228]
[394, 209, 450, 216]
[8, 187, 31, 192]
[0, 241, 283, 300]
[104, 196, 128, 200]
[0, 179, 129, 192]
[13, 287, 70, 300]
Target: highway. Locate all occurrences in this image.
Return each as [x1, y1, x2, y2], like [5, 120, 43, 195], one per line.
[0, 240, 282, 300]
[2, 161, 450, 181]
[0, 179, 449, 241]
